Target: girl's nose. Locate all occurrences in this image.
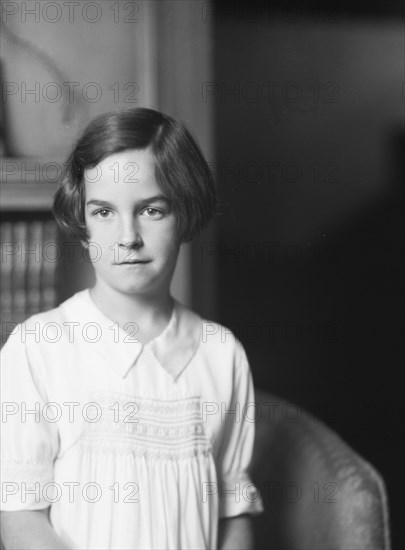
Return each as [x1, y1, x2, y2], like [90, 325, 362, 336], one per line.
[118, 217, 143, 248]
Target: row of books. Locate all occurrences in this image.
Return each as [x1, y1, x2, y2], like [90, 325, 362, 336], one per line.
[1, 218, 59, 343]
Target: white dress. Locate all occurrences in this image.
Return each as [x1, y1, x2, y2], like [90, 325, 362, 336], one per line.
[0, 290, 263, 549]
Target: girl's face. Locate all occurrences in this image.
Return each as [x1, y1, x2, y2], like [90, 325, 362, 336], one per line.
[83, 148, 181, 299]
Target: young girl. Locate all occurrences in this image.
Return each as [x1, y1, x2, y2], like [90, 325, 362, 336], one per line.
[0, 108, 263, 550]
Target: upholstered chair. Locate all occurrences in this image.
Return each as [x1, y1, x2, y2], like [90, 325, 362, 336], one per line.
[251, 389, 391, 550]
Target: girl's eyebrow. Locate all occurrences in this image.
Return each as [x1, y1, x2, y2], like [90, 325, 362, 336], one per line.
[86, 199, 113, 207]
[86, 195, 170, 208]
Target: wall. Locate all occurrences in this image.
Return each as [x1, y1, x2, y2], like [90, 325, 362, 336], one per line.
[1, 0, 159, 157]
[1, 0, 215, 307]
[213, 3, 404, 547]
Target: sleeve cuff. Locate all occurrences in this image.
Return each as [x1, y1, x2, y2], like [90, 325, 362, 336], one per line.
[218, 474, 265, 518]
[1, 460, 53, 511]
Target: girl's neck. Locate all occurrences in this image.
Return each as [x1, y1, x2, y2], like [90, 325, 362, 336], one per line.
[89, 283, 174, 345]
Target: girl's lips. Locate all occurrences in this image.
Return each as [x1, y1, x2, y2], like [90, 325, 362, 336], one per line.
[115, 260, 151, 265]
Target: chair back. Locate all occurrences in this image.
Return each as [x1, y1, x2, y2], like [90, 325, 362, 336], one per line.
[251, 390, 391, 550]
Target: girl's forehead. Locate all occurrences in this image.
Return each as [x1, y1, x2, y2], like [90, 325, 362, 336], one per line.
[84, 148, 158, 190]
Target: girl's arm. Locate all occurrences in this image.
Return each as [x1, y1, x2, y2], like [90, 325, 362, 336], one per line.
[0, 509, 71, 550]
[218, 514, 254, 550]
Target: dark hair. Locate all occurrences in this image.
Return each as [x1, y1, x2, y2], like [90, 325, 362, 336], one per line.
[53, 108, 216, 242]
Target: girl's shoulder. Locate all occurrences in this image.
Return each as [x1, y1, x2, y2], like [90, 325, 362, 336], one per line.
[176, 302, 247, 370]
[175, 300, 241, 349]
[3, 289, 90, 352]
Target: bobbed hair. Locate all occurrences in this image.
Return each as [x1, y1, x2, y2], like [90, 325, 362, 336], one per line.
[53, 108, 217, 242]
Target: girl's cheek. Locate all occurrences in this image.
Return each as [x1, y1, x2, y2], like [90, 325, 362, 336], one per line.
[86, 220, 110, 237]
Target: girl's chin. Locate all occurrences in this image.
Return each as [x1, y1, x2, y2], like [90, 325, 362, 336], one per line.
[94, 269, 173, 297]
[99, 279, 162, 297]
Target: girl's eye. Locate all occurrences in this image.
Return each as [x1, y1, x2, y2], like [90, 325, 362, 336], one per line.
[142, 208, 164, 219]
[93, 209, 112, 219]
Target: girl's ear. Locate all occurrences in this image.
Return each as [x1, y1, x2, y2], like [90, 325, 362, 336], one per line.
[81, 239, 89, 249]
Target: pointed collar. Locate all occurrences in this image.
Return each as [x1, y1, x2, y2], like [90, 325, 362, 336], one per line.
[60, 289, 202, 381]
[147, 300, 202, 381]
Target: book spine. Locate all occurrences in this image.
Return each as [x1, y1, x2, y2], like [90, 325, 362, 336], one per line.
[1, 222, 14, 344]
[41, 220, 58, 311]
[27, 220, 43, 315]
[12, 220, 27, 325]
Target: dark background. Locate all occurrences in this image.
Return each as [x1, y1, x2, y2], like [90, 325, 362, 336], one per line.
[194, 1, 405, 547]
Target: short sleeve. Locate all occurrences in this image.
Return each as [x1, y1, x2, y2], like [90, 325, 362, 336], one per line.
[215, 341, 264, 518]
[0, 325, 59, 511]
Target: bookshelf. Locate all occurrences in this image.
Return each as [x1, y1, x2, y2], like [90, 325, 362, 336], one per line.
[1, 158, 60, 210]
[0, 158, 62, 345]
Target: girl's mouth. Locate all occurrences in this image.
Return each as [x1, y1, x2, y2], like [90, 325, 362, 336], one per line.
[115, 260, 151, 265]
